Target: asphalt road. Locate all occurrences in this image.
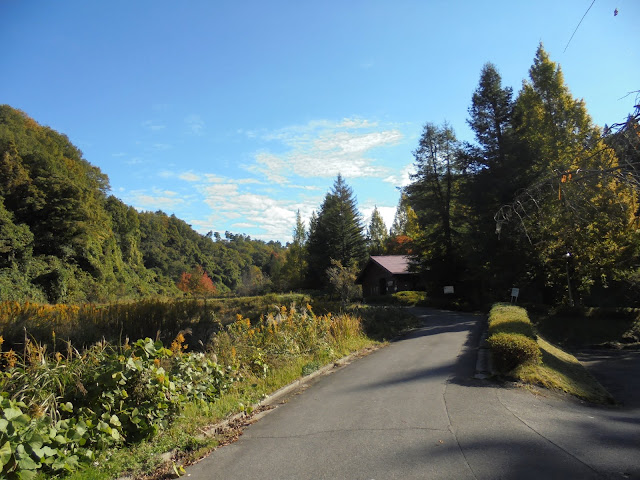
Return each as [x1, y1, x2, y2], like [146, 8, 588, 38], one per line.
[186, 308, 640, 480]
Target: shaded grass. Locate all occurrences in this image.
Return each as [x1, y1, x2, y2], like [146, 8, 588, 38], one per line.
[512, 335, 613, 404]
[487, 304, 613, 404]
[364, 291, 428, 306]
[531, 307, 640, 348]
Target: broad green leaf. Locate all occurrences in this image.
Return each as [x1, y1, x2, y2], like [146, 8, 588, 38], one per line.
[2, 407, 23, 421]
[17, 454, 39, 470]
[0, 440, 13, 467]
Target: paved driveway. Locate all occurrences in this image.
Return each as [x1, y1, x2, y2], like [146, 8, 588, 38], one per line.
[186, 308, 640, 479]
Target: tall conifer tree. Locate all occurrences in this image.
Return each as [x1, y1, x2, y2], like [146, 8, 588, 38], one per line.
[367, 206, 388, 255]
[512, 44, 637, 300]
[306, 175, 367, 288]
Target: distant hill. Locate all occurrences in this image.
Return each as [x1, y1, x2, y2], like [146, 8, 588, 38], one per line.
[0, 105, 285, 303]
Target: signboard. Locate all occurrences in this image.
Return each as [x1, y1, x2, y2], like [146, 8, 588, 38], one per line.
[511, 287, 520, 303]
[443, 285, 454, 294]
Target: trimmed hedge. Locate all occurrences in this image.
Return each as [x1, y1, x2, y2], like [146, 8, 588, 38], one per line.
[487, 304, 542, 373]
[487, 332, 542, 372]
[488, 304, 537, 339]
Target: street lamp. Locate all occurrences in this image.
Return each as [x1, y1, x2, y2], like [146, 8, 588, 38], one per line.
[565, 252, 574, 306]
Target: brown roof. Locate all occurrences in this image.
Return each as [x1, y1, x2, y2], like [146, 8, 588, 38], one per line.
[369, 255, 413, 274]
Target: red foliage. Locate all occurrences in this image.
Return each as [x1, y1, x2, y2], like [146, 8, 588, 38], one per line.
[386, 235, 414, 255]
[177, 266, 217, 297]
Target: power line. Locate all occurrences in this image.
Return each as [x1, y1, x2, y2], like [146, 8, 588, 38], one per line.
[564, 0, 597, 53]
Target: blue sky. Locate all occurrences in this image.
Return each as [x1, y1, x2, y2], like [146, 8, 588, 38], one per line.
[1, 1, 638, 243]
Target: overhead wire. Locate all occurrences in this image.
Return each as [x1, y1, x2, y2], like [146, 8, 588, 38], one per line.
[564, 0, 597, 53]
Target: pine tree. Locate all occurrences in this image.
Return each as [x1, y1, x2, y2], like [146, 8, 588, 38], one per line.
[306, 175, 367, 288]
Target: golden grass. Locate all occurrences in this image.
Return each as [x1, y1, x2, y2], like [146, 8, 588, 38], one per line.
[513, 335, 613, 404]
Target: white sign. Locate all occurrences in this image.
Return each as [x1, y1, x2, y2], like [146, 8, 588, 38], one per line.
[511, 288, 520, 298]
[444, 285, 454, 294]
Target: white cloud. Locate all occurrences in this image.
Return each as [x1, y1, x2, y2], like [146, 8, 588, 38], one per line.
[142, 120, 166, 131]
[192, 178, 321, 241]
[185, 114, 205, 135]
[383, 162, 416, 188]
[179, 171, 201, 182]
[130, 193, 185, 211]
[125, 157, 145, 165]
[361, 205, 397, 232]
[231, 222, 258, 229]
[247, 118, 404, 185]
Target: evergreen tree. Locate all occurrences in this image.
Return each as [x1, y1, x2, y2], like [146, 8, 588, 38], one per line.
[512, 44, 637, 301]
[406, 123, 468, 289]
[367, 206, 388, 255]
[464, 62, 525, 300]
[282, 210, 307, 290]
[467, 62, 514, 170]
[306, 175, 367, 288]
[390, 193, 420, 238]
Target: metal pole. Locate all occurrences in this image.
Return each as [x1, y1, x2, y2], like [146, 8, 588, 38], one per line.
[565, 253, 574, 306]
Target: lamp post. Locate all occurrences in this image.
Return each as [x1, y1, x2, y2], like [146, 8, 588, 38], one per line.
[565, 252, 574, 306]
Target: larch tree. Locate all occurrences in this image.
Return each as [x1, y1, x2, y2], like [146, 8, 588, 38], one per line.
[406, 123, 468, 288]
[509, 44, 638, 301]
[367, 206, 388, 255]
[282, 210, 308, 290]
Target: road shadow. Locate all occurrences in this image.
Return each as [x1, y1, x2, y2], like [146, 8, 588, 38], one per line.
[344, 308, 499, 393]
[575, 348, 640, 409]
[393, 432, 640, 480]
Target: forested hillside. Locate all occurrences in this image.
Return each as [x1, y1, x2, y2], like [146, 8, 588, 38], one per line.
[0, 105, 285, 303]
[1, 45, 638, 308]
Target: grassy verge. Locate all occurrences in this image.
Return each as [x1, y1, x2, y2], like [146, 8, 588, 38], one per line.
[65, 337, 375, 480]
[15, 303, 416, 480]
[514, 336, 612, 404]
[487, 303, 612, 404]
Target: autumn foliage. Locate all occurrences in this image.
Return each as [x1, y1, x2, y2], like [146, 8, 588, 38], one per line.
[385, 235, 414, 255]
[177, 265, 217, 297]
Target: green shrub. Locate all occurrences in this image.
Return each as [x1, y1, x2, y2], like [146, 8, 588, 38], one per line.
[487, 332, 542, 373]
[301, 361, 321, 376]
[488, 304, 537, 339]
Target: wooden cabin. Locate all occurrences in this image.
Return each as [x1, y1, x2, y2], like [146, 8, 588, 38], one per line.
[357, 255, 423, 297]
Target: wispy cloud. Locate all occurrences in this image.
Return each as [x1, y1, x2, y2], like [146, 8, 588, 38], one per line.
[195, 180, 320, 241]
[246, 117, 403, 184]
[125, 157, 145, 165]
[185, 114, 205, 135]
[383, 162, 416, 188]
[179, 171, 201, 182]
[152, 143, 172, 151]
[142, 120, 166, 131]
[127, 191, 186, 211]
